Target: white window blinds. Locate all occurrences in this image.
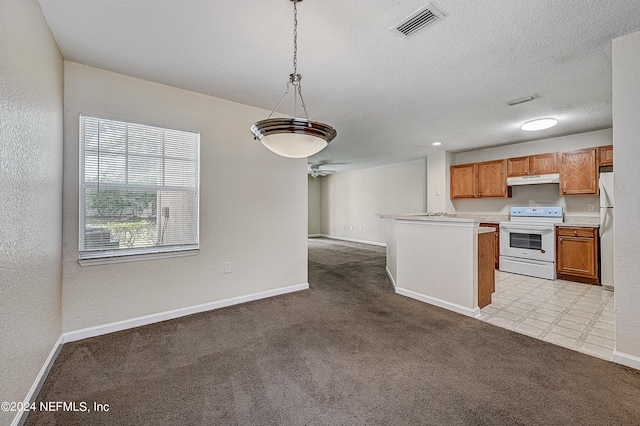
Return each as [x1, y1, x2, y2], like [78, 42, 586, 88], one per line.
[79, 115, 200, 262]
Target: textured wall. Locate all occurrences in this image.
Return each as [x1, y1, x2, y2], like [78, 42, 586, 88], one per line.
[62, 63, 308, 332]
[320, 159, 427, 244]
[612, 31, 640, 362]
[0, 0, 64, 423]
[308, 176, 321, 235]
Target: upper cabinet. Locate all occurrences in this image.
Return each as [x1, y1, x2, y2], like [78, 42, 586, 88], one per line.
[600, 145, 613, 166]
[506, 153, 559, 177]
[477, 160, 510, 197]
[450, 163, 477, 198]
[560, 147, 599, 196]
[451, 160, 511, 199]
[451, 145, 611, 199]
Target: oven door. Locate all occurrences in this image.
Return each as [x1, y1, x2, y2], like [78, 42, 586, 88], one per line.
[499, 222, 556, 263]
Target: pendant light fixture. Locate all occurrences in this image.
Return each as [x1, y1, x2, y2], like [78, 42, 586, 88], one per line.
[251, 0, 337, 158]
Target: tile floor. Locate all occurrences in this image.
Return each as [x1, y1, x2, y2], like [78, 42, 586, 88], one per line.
[479, 271, 615, 360]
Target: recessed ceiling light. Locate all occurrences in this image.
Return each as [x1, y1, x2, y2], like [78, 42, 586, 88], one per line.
[521, 118, 558, 131]
[432, 141, 442, 146]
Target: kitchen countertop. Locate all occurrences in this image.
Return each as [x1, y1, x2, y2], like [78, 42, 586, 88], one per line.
[379, 213, 473, 222]
[379, 213, 600, 227]
[379, 215, 497, 235]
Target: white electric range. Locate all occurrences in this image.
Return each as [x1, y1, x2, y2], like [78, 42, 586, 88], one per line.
[499, 206, 563, 280]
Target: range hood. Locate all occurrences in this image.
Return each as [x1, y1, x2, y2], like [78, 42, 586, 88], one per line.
[507, 173, 560, 186]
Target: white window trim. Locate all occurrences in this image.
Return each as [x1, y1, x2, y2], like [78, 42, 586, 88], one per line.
[78, 115, 200, 265]
[78, 247, 199, 266]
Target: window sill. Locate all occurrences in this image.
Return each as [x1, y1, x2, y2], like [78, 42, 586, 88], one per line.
[78, 248, 199, 266]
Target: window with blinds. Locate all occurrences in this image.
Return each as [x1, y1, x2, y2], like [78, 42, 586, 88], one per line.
[79, 115, 200, 263]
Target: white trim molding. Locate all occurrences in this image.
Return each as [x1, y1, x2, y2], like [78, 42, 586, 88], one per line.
[12, 335, 64, 426]
[612, 350, 640, 371]
[63, 283, 309, 343]
[386, 267, 397, 290]
[312, 234, 386, 247]
[395, 287, 481, 318]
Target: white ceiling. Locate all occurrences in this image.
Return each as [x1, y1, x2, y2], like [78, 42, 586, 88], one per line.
[37, 0, 640, 172]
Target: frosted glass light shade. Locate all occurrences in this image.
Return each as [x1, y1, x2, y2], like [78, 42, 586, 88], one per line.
[261, 133, 328, 158]
[521, 118, 558, 131]
[251, 117, 336, 158]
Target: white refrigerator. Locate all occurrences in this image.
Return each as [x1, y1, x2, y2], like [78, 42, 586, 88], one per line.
[599, 172, 614, 290]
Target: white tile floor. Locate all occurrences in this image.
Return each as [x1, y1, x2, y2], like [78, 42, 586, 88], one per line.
[479, 271, 615, 360]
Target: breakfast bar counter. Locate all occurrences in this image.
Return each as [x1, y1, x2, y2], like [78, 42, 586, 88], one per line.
[380, 214, 495, 317]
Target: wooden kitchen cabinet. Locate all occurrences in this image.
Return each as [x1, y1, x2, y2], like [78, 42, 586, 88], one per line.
[477, 160, 510, 197]
[600, 145, 613, 166]
[560, 147, 599, 196]
[507, 152, 559, 177]
[556, 226, 599, 285]
[451, 160, 511, 199]
[477, 231, 496, 308]
[480, 223, 500, 269]
[450, 163, 477, 198]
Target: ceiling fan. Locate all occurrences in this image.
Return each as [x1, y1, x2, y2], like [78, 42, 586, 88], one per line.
[308, 164, 336, 178]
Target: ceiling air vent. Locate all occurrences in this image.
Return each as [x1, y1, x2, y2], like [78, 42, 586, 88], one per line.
[392, 3, 446, 38]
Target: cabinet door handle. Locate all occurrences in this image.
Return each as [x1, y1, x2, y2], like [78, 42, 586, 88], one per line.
[559, 237, 563, 241]
[534, 169, 538, 174]
[574, 230, 578, 235]
[478, 192, 482, 196]
[563, 189, 567, 193]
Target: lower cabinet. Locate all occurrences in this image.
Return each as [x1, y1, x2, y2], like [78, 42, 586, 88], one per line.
[556, 226, 599, 285]
[478, 231, 496, 308]
[480, 223, 500, 269]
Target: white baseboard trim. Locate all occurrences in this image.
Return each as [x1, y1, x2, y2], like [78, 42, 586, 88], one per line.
[385, 266, 397, 290]
[395, 287, 481, 318]
[12, 335, 64, 426]
[307, 234, 322, 238]
[612, 350, 640, 371]
[63, 283, 309, 343]
[312, 234, 386, 247]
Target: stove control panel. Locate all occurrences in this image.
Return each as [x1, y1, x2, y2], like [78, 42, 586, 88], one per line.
[509, 206, 563, 218]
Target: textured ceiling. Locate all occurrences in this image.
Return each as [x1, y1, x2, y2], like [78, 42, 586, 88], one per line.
[37, 0, 640, 172]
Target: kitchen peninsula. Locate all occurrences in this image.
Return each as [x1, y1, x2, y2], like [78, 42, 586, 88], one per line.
[380, 214, 495, 317]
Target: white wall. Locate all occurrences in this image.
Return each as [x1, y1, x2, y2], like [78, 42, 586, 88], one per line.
[319, 159, 427, 244]
[308, 176, 322, 235]
[62, 63, 308, 332]
[612, 31, 640, 367]
[427, 151, 451, 213]
[450, 129, 612, 218]
[0, 0, 64, 423]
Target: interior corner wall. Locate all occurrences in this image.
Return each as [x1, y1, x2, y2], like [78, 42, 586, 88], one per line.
[427, 151, 450, 213]
[0, 0, 64, 423]
[319, 159, 427, 244]
[62, 62, 308, 332]
[308, 176, 322, 235]
[612, 30, 640, 363]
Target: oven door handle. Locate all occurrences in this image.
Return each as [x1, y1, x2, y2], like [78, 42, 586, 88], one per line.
[500, 223, 556, 232]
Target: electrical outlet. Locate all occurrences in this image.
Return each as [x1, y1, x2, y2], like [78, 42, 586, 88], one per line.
[587, 203, 595, 212]
[224, 262, 232, 274]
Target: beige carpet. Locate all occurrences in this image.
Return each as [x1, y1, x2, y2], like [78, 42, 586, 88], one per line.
[26, 237, 640, 425]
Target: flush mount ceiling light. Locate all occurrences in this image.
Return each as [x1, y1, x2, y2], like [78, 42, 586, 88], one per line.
[521, 118, 558, 131]
[251, 0, 336, 158]
[432, 141, 442, 146]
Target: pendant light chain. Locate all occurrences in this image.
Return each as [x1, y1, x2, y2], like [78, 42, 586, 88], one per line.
[291, 0, 310, 120]
[293, 0, 298, 76]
